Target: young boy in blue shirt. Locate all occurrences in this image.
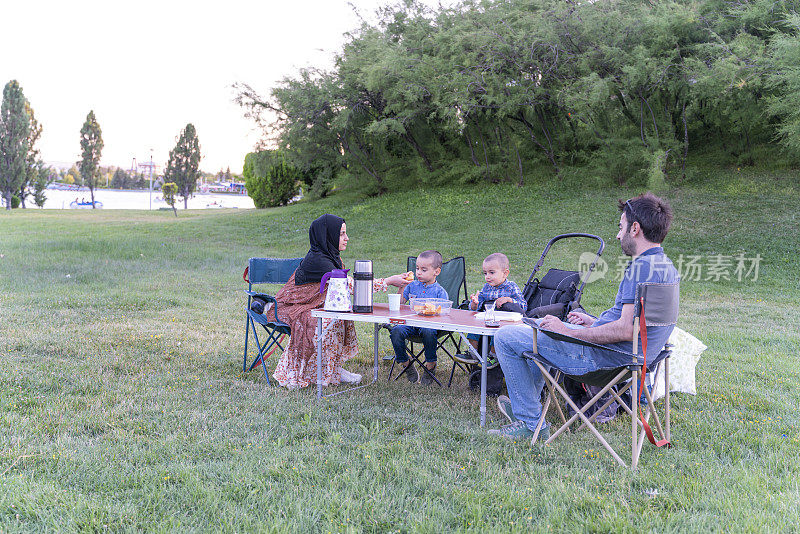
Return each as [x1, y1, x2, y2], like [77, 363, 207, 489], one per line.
[467, 253, 527, 353]
[390, 250, 449, 385]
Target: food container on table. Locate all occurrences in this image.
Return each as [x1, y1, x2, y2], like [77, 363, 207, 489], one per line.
[409, 297, 453, 316]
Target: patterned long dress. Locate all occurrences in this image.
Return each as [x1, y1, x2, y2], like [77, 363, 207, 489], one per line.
[272, 274, 388, 389]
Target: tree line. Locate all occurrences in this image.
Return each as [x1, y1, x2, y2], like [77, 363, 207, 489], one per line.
[236, 0, 800, 197]
[0, 78, 203, 210]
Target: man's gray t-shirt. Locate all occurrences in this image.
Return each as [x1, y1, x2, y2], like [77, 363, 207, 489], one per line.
[592, 246, 678, 359]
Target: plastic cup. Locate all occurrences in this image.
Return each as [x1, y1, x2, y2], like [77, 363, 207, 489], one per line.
[388, 293, 401, 311]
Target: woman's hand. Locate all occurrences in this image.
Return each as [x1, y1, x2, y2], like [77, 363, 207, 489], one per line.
[385, 274, 412, 288]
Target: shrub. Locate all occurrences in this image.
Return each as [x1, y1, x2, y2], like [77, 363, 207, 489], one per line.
[242, 150, 300, 208]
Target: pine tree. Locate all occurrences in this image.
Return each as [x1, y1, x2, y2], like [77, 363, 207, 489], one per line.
[78, 110, 104, 208]
[20, 102, 43, 209]
[0, 80, 30, 210]
[163, 124, 201, 209]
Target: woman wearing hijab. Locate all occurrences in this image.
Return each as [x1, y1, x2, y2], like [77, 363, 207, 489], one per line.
[273, 214, 410, 389]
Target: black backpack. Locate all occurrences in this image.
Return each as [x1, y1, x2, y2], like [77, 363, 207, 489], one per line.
[468, 365, 506, 397]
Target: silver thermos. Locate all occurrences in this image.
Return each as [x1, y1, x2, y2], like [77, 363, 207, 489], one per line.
[352, 260, 373, 313]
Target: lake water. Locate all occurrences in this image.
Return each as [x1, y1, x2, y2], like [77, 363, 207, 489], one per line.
[42, 188, 255, 210]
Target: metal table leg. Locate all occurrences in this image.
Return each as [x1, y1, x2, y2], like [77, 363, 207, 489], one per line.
[481, 335, 488, 427]
[316, 317, 323, 399]
[320, 320, 382, 399]
[373, 322, 379, 382]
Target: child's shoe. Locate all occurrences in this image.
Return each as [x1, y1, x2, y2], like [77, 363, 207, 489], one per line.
[399, 361, 418, 383]
[419, 364, 437, 386]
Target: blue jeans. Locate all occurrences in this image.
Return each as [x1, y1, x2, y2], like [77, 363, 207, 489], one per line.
[466, 333, 493, 348]
[390, 326, 438, 364]
[494, 321, 629, 432]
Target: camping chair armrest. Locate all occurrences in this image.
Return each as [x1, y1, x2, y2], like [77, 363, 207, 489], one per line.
[246, 291, 281, 322]
[521, 318, 633, 357]
[245, 289, 274, 299]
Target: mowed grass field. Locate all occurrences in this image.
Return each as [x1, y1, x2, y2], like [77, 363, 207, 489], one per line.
[1, 170, 799, 532]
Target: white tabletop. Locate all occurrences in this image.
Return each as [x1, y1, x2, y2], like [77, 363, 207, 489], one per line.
[311, 303, 523, 336]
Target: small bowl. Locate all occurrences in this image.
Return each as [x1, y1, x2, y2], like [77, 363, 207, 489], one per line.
[409, 297, 452, 316]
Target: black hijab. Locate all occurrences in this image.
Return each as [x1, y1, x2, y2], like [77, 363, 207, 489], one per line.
[294, 214, 345, 286]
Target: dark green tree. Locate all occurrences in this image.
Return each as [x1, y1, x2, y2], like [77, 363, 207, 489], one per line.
[0, 80, 30, 210]
[32, 166, 54, 208]
[18, 101, 43, 208]
[163, 124, 201, 209]
[768, 13, 800, 156]
[78, 110, 104, 208]
[111, 167, 129, 189]
[242, 150, 300, 208]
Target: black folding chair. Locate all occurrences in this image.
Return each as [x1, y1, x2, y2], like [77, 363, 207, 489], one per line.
[243, 257, 303, 383]
[523, 281, 680, 469]
[388, 256, 469, 387]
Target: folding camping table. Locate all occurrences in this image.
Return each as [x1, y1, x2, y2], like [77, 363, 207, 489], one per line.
[311, 303, 520, 426]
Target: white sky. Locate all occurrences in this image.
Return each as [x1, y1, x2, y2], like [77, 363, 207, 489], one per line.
[1, 0, 444, 174]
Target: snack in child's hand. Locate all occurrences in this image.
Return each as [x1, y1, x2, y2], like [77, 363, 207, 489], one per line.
[404, 271, 414, 282]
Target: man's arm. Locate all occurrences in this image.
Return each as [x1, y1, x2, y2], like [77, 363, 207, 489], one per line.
[538, 303, 636, 344]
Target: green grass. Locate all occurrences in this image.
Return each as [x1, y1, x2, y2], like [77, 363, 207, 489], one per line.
[1, 169, 799, 532]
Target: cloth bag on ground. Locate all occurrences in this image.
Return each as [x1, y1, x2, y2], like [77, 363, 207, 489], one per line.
[652, 326, 707, 400]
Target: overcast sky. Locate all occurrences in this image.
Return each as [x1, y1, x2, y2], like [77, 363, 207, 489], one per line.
[1, 0, 445, 174]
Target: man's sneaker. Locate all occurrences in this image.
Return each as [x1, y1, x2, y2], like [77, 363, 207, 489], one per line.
[485, 349, 500, 369]
[488, 421, 550, 443]
[497, 395, 517, 423]
[399, 362, 418, 383]
[419, 365, 437, 386]
[487, 421, 535, 441]
[532, 424, 550, 444]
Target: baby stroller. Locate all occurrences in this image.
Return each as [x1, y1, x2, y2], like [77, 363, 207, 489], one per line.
[464, 233, 606, 395]
[521, 232, 605, 320]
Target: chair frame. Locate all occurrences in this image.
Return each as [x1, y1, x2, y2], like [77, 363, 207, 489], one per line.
[388, 256, 469, 386]
[243, 257, 303, 384]
[522, 281, 679, 469]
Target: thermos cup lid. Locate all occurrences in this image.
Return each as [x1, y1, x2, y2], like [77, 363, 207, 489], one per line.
[354, 260, 373, 273]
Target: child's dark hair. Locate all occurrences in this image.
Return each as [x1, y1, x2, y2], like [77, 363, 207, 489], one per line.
[484, 253, 510, 271]
[418, 250, 443, 270]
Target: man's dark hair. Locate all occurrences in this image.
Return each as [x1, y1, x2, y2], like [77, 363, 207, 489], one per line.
[618, 192, 673, 243]
[418, 250, 443, 270]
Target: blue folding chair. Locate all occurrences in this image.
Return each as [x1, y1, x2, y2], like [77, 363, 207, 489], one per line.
[243, 257, 303, 383]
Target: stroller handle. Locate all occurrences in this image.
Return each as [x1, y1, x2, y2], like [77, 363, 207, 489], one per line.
[527, 233, 606, 308]
[541, 233, 605, 256]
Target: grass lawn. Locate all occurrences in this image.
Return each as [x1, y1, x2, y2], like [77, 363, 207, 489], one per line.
[1, 169, 799, 532]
